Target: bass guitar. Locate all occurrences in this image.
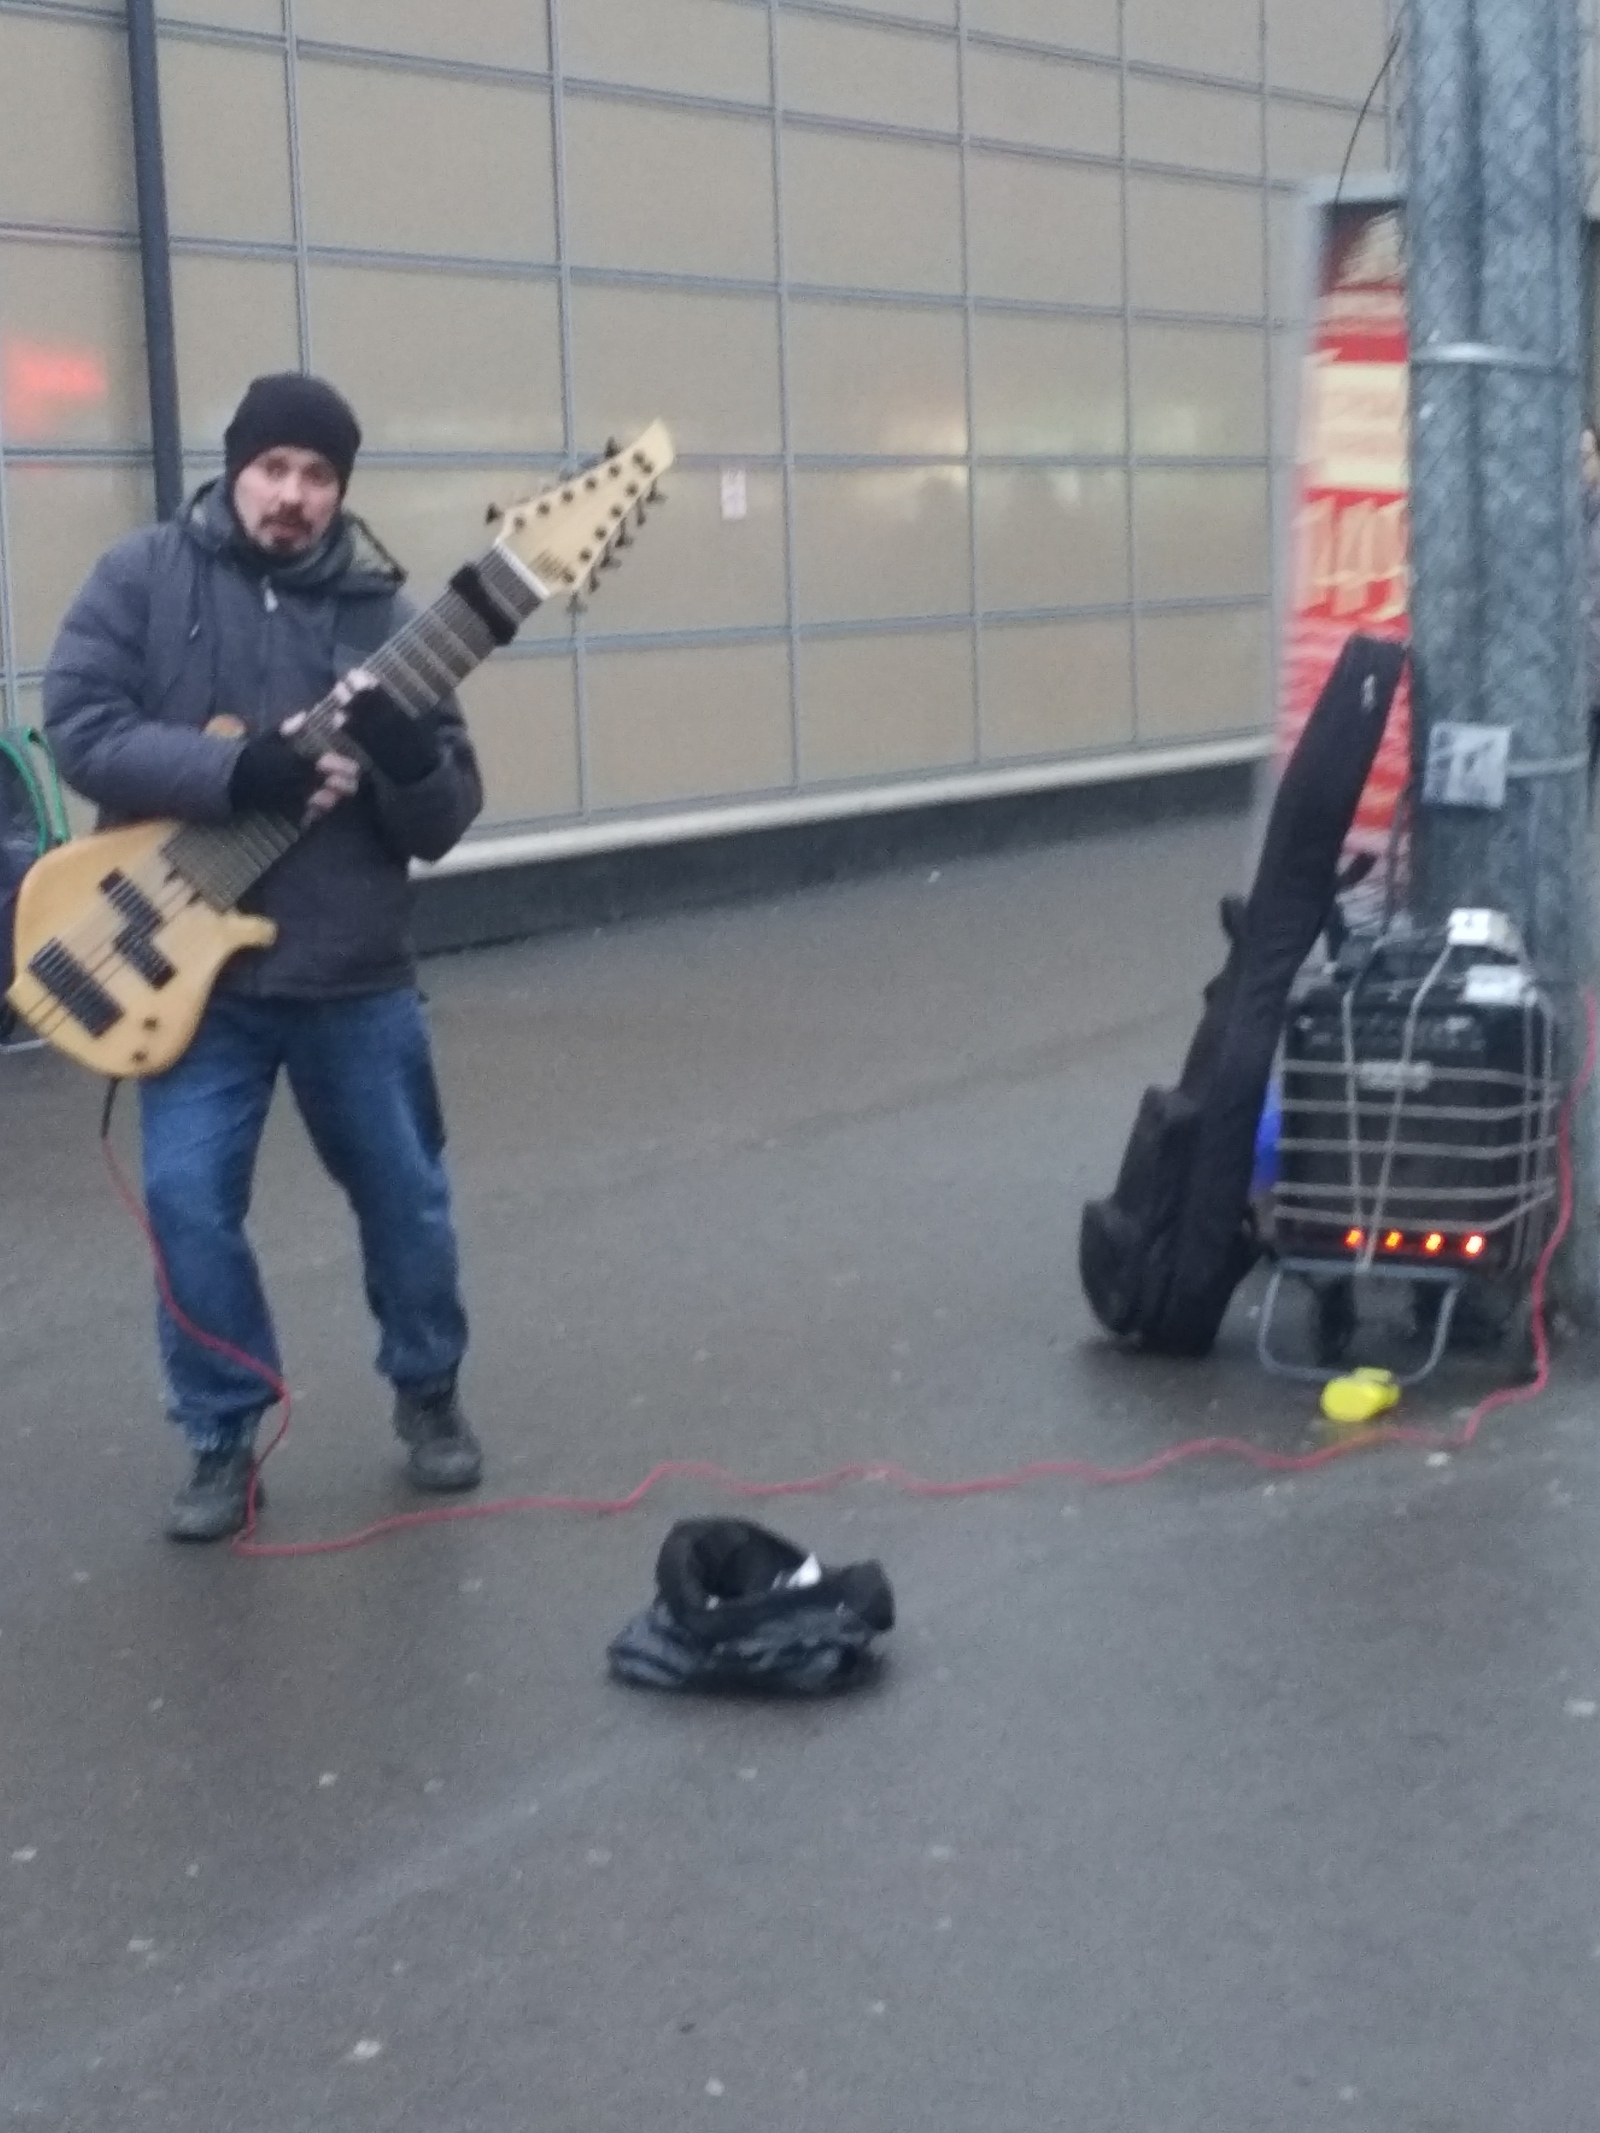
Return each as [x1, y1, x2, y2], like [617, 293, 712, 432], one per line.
[6, 422, 673, 1078]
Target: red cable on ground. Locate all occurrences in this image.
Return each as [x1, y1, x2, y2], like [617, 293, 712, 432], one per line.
[97, 990, 1596, 1562]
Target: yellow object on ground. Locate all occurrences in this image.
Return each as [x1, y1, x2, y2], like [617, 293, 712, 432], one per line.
[1320, 1368, 1401, 1430]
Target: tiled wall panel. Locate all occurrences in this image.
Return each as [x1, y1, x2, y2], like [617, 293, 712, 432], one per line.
[0, 0, 1415, 833]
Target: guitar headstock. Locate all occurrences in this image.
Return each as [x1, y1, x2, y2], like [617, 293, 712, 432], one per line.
[490, 421, 674, 611]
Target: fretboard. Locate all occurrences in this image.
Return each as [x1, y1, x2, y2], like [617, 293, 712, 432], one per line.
[165, 541, 541, 912]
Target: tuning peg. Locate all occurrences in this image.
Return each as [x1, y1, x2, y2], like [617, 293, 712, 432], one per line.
[603, 435, 620, 457]
[614, 524, 634, 548]
[484, 502, 503, 525]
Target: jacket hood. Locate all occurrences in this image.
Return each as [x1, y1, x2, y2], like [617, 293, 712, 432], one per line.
[180, 478, 405, 599]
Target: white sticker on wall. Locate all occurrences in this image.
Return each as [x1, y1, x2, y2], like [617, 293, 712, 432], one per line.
[720, 468, 748, 522]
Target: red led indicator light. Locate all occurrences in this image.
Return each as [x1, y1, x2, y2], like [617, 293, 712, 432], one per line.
[1383, 1230, 1404, 1252]
[1423, 1232, 1444, 1255]
[1344, 1228, 1365, 1250]
[1463, 1234, 1486, 1258]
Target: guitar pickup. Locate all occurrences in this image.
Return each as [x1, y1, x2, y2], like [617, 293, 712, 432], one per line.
[101, 869, 165, 936]
[26, 940, 124, 1037]
[114, 930, 177, 990]
[101, 869, 177, 989]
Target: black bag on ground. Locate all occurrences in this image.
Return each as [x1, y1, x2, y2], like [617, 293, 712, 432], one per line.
[608, 1517, 895, 1695]
[1078, 632, 1406, 1356]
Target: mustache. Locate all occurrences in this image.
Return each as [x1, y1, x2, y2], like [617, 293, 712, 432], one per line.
[258, 511, 316, 545]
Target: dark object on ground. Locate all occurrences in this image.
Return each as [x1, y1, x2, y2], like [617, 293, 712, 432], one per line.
[608, 1517, 895, 1695]
[1079, 632, 1406, 1356]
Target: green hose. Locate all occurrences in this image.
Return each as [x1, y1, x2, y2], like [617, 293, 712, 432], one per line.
[0, 727, 69, 853]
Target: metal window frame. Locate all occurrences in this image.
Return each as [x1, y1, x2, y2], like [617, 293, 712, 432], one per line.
[767, 0, 804, 788]
[0, 0, 1388, 847]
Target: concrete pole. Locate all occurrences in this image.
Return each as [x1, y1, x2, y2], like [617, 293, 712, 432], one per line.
[1404, 0, 1597, 1315]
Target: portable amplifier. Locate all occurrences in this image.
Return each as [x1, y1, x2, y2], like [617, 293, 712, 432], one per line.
[1273, 933, 1559, 1278]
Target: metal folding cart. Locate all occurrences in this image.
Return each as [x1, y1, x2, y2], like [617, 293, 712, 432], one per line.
[1258, 919, 1562, 1383]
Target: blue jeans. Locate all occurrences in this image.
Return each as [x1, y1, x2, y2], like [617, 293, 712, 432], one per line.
[138, 989, 469, 1452]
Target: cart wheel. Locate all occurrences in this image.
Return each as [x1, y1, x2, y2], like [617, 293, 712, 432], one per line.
[1501, 1293, 1540, 1384]
[1312, 1277, 1356, 1367]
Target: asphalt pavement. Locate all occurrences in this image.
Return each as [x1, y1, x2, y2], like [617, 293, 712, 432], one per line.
[4, 797, 1600, 2133]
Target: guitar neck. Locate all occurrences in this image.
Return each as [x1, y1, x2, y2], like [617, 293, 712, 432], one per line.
[163, 539, 543, 911]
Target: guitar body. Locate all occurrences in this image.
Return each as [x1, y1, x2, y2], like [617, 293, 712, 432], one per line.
[6, 821, 276, 1078]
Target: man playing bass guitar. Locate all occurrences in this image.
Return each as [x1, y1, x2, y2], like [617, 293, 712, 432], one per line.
[44, 373, 485, 1542]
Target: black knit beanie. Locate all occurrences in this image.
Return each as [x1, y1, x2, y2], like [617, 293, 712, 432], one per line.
[223, 373, 362, 494]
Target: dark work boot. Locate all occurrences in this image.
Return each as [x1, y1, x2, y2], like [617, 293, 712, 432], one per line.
[393, 1373, 483, 1492]
[165, 1442, 264, 1543]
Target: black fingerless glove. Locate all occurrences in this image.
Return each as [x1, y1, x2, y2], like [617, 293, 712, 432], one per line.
[342, 686, 442, 786]
[229, 732, 321, 816]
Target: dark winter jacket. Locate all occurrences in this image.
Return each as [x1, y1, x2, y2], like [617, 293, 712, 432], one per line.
[42, 481, 482, 999]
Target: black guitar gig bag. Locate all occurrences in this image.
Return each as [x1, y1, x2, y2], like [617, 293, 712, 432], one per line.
[1078, 631, 1407, 1355]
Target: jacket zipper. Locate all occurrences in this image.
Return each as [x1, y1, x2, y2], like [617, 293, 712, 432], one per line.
[259, 578, 278, 727]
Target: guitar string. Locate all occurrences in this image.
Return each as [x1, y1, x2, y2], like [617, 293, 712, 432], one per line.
[22, 467, 661, 1040]
[21, 569, 539, 1035]
[32, 590, 503, 998]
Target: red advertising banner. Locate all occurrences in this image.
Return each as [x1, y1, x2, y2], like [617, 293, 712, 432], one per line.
[1278, 201, 1411, 855]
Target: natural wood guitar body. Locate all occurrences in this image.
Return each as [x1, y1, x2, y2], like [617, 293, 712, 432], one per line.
[7, 820, 277, 1077]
